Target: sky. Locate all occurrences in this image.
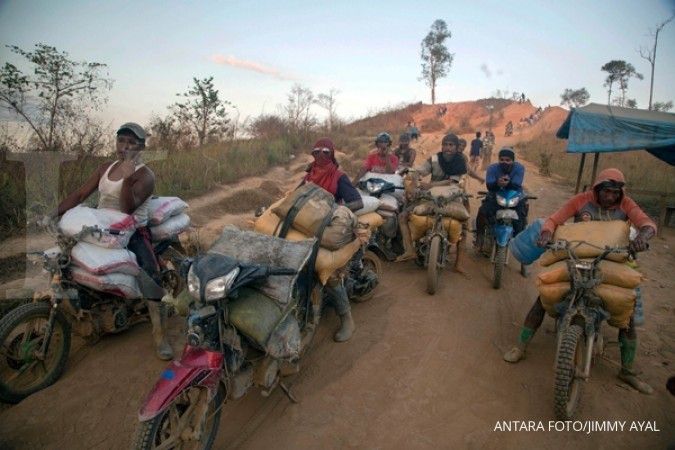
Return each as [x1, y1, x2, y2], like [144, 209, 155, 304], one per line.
[1, 0, 675, 129]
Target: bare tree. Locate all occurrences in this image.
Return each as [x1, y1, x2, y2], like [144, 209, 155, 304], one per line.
[560, 88, 590, 108]
[0, 43, 112, 152]
[639, 14, 675, 110]
[315, 88, 340, 131]
[284, 84, 315, 133]
[420, 19, 454, 105]
[172, 76, 231, 146]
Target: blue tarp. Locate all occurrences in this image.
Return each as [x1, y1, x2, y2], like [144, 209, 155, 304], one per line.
[556, 103, 675, 165]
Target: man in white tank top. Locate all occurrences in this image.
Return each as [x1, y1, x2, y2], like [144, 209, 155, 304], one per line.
[49, 123, 174, 360]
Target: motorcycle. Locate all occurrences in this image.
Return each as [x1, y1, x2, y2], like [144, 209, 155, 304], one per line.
[477, 189, 536, 289]
[546, 240, 634, 419]
[135, 225, 378, 449]
[412, 189, 469, 295]
[0, 224, 185, 404]
[358, 176, 405, 262]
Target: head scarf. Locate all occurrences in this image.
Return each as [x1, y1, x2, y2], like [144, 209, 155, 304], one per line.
[304, 138, 344, 196]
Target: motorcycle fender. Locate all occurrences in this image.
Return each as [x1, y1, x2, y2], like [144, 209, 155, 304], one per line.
[493, 224, 513, 247]
[138, 345, 223, 421]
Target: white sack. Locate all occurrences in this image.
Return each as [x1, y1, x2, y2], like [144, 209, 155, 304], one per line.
[59, 206, 135, 248]
[148, 196, 189, 226]
[70, 267, 142, 299]
[71, 242, 140, 276]
[354, 191, 381, 216]
[150, 213, 191, 242]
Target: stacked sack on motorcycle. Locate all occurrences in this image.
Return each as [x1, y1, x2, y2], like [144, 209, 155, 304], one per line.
[254, 183, 364, 284]
[147, 196, 190, 242]
[536, 220, 643, 328]
[59, 206, 142, 298]
[408, 184, 467, 242]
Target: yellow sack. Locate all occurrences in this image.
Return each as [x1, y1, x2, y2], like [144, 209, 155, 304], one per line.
[253, 207, 307, 241]
[596, 284, 636, 329]
[272, 183, 334, 236]
[539, 220, 629, 266]
[412, 199, 469, 222]
[315, 238, 361, 285]
[358, 212, 384, 230]
[409, 214, 462, 243]
[537, 282, 635, 328]
[536, 259, 643, 289]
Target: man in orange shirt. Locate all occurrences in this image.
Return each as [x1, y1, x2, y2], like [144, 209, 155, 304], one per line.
[503, 168, 656, 394]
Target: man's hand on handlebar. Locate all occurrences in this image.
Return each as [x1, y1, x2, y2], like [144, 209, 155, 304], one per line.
[629, 226, 655, 253]
[537, 230, 553, 248]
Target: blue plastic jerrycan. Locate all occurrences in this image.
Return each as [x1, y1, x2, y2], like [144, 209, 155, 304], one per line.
[509, 218, 546, 265]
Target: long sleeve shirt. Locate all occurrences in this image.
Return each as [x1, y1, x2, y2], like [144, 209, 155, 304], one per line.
[485, 162, 525, 192]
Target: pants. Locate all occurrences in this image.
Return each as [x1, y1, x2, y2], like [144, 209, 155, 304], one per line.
[127, 227, 164, 300]
[476, 194, 528, 239]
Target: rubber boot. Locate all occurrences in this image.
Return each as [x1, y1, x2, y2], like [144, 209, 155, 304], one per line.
[148, 301, 174, 360]
[334, 310, 355, 342]
[395, 218, 416, 262]
[503, 327, 534, 363]
[618, 336, 653, 394]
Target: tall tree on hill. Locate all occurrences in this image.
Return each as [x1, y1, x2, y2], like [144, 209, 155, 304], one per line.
[560, 88, 590, 108]
[172, 76, 231, 146]
[420, 19, 454, 105]
[639, 14, 674, 110]
[601, 60, 643, 107]
[0, 43, 112, 152]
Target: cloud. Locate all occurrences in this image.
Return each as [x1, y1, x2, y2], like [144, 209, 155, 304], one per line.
[210, 54, 294, 80]
[480, 63, 492, 79]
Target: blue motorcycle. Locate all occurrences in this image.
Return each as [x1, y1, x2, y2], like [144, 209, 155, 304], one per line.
[477, 189, 536, 289]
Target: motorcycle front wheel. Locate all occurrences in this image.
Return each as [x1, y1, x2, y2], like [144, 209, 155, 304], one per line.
[0, 301, 71, 404]
[426, 235, 442, 295]
[134, 385, 224, 450]
[350, 250, 382, 303]
[554, 324, 585, 419]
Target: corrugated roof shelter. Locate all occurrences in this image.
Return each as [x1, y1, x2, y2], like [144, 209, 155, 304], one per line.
[556, 103, 675, 193]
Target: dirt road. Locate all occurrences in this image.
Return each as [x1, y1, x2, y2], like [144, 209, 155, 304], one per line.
[1, 133, 673, 449]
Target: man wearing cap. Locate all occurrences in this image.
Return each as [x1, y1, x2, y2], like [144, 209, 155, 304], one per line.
[503, 168, 656, 394]
[475, 147, 527, 250]
[48, 123, 174, 360]
[396, 133, 483, 264]
[394, 133, 417, 169]
[353, 132, 399, 185]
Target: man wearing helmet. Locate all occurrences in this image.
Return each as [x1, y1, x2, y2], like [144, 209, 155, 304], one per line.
[396, 133, 483, 265]
[353, 132, 399, 185]
[503, 168, 656, 395]
[394, 133, 417, 169]
[46, 123, 174, 360]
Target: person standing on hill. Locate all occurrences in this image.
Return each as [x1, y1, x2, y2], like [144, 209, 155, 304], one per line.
[353, 132, 399, 185]
[394, 133, 417, 169]
[502, 168, 656, 395]
[470, 131, 483, 171]
[46, 123, 174, 360]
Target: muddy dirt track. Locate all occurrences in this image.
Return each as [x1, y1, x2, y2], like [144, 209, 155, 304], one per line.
[1, 131, 674, 449]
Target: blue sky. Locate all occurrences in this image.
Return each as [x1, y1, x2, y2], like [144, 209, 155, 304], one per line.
[1, 0, 674, 128]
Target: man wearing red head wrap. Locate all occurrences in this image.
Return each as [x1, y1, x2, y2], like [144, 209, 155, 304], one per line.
[303, 138, 363, 212]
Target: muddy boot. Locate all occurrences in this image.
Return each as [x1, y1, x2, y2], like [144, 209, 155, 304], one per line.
[395, 218, 416, 262]
[618, 336, 653, 394]
[503, 327, 534, 363]
[148, 301, 174, 360]
[334, 311, 355, 342]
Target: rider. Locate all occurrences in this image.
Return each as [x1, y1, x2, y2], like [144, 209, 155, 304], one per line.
[502, 168, 656, 394]
[302, 137, 363, 342]
[475, 147, 527, 250]
[353, 132, 399, 185]
[394, 133, 417, 169]
[48, 123, 173, 360]
[396, 133, 484, 267]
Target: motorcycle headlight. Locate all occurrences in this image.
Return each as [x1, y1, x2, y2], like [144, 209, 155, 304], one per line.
[366, 180, 385, 195]
[204, 267, 240, 302]
[506, 197, 519, 207]
[496, 195, 508, 207]
[187, 265, 200, 300]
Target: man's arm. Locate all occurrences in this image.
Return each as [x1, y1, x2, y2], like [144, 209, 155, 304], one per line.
[485, 165, 499, 191]
[54, 162, 110, 217]
[541, 192, 590, 234]
[408, 148, 417, 166]
[507, 163, 525, 190]
[337, 175, 364, 212]
[120, 167, 155, 215]
[622, 196, 657, 252]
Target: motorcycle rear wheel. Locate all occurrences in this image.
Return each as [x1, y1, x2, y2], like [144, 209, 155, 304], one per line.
[493, 245, 507, 289]
[426, 235, 442, 295]
[134, 385, 224, 450]
[554, 324, 585, 420]
[0, 301, 71, 404]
